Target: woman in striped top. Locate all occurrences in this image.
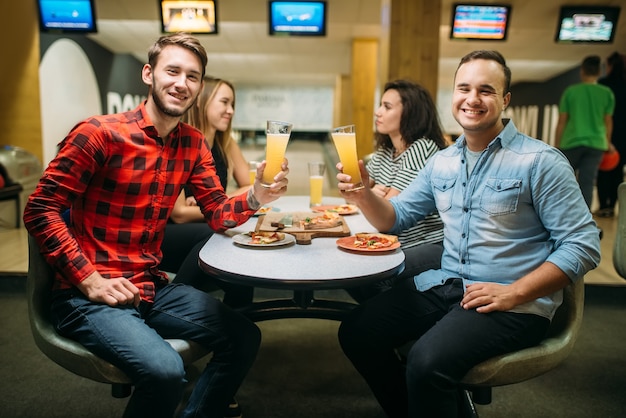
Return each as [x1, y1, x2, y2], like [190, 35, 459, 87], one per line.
[348, 80, 449, 303]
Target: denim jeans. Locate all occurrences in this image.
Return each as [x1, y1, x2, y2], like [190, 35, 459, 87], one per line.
[338, 278, 549, 418]
[51, 283, 261, 418]
[561, 146, 605, 208]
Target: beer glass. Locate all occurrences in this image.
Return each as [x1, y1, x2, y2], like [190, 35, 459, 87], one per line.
[330, 124, 363, 191]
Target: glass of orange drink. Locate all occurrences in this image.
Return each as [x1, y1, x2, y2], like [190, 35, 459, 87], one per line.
[330, 124, 363, 191]
[261, 120, 292, 187]
[308, 161, 325, 207]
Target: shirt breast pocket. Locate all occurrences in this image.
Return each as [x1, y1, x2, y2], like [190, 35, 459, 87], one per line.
[480, 178, 521, 216]
[432, 177, 456, 213]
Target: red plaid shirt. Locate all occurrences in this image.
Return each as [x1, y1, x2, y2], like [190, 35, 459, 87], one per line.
[24, 103, 255, 302]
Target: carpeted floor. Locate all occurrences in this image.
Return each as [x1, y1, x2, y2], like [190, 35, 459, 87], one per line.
[1, 279, 625, 417]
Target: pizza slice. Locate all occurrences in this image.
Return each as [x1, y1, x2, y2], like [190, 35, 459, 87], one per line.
[352, 233, 398, 249]
[300, 212, 343, 230]
[247, 231, 286, 244]
[325, 204, 357, 214]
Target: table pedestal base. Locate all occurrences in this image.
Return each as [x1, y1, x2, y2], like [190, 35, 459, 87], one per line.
[237, 290, 357, 322]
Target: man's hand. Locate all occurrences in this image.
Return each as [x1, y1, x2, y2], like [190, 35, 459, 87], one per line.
[251, 159, 290, 206]
[461, 282, 520, 313]
[185, 196, 198, 206]
[336, 160, 373, 204]
[77, 271, 141, 307]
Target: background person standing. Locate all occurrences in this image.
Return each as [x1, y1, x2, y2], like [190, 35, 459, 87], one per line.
[555, 55, 615, 208]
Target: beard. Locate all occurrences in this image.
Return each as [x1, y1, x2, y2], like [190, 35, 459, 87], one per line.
[151, 89, 187, 117]
[150, 77, 196, 118]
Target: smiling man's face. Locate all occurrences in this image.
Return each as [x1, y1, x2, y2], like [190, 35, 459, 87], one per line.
[452, 58, 510, 143]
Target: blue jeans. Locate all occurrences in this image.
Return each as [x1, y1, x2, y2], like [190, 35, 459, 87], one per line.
[561, 146, 605, 208]
[51, 283, 261, 418]
[338, 278, 549, 418]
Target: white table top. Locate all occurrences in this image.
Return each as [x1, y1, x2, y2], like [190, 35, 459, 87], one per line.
[198, 195, 405, 290]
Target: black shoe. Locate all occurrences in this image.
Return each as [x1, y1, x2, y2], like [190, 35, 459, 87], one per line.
[224, 398, 242, 418]
[594, 208, 615, 218]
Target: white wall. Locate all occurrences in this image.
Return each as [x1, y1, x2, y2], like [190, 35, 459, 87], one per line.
[233, 85, 334, 132]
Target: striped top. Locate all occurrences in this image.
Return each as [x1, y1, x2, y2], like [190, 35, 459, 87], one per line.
[367, 138, 444, 248]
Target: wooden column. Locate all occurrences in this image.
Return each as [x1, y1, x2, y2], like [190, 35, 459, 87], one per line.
[0, 1, 42, 162]
[385, 0, 441, 101]
[350, 38, 378, 159]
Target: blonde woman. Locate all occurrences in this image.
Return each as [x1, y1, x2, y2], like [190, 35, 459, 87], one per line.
[161, 76, 253, 310]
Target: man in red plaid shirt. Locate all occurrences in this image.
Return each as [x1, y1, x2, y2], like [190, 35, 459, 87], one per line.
[24, 33, 289, 418]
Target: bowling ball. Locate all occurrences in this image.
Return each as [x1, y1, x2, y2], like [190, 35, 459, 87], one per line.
[599, 150, 620, 171]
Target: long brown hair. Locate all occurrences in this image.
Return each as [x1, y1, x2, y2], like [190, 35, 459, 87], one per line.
[184, 76, 236, 170]
[374, 80, 447, 151]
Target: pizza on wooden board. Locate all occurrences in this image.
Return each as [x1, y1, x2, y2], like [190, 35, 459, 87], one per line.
[300, 212, 343, 230]
[247, 231, 286, 244]
[352, 233, 398, 249]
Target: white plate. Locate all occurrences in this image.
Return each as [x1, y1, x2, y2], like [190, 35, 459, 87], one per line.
[232, 232, 296, 248]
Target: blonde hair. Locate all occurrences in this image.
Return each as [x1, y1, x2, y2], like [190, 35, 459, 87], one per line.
[184, 76, 236, 171]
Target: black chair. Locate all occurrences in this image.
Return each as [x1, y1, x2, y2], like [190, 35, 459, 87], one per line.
[26, 234, 211, 398]
[459, 278, 584, 417]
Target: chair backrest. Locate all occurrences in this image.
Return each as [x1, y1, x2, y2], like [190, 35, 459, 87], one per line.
[26, 234, 133, 384]
[614, 182, 626, 279]
[461, 278, 584, 386]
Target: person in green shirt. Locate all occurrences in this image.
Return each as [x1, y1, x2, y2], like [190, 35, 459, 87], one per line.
[555, 55, 615, 208]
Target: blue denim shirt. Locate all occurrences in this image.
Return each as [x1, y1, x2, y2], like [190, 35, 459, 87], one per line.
[389, 120, 601, 320]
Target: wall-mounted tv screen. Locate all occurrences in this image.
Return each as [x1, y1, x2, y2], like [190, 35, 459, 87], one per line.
[160, 0, 218, 34]
[268, 1, 327, 37]
[555, 6, 620, 43]
[450, 3, 511, 41]
[37, 0, 97, 33]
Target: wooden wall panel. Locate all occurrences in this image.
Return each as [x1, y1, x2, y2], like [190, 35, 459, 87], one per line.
[351, 38, 378, 159]
[0, 1, 42, 162]
[388, 0, 441, 101]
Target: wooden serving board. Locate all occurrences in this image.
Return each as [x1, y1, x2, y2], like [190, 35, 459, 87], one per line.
[255, 212, 351, 245]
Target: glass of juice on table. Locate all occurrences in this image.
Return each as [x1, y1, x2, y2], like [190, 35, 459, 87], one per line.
[262, 120, 292, 187]
[308, 161, 326, 207]
[248, 161, 259, 185]
[330, 124, 363, 191]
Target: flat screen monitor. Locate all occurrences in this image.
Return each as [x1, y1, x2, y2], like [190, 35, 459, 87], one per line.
[555, 6, 620, 43]
[160, 0, 218, 34]
[450, 3, 511, 41]
[37, 0, 97, 33]
[268, 1, 327, 37]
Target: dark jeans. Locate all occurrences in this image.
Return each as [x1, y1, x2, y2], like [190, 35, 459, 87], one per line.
[561, 146, 605, 208]
[51, 283, 260, 418]
[597, 160, 625, 210]
[338, 278, 549, 418]
[347, 242, 443, 303]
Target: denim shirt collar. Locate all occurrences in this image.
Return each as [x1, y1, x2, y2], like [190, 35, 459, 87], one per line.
[453, 119, 517, 153]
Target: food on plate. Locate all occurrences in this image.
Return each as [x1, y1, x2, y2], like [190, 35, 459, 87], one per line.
[247, 231, 285, 244]
[300, 212, 343, 230]
[315, 204, 358, 214]
[352, 233, 398, 249]
[255, 206, 272, 215]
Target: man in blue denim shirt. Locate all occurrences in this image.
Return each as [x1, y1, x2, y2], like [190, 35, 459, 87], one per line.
[337, 50, 601, 418]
